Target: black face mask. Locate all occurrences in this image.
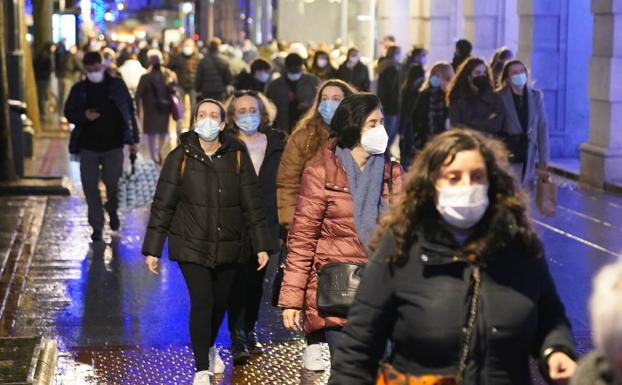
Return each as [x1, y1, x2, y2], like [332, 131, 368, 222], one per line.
[472, 75, 490, 92]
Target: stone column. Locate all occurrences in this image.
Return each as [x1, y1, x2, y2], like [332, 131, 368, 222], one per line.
[464, 0, 507, 60]
[410, 0, 464, 65]
[580, 0, 622, 187]
[377, 0, 412, 54]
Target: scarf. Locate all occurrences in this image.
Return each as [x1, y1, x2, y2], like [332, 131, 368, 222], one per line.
[335, 147, 386, 247]
[428, 87, 446, 135]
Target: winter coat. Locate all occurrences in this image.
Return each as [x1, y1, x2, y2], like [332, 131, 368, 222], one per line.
[135, 68, 175, 135]
[412, 87, 449, 149]
[65, 72, 140, 154]
[498, 86, 550, 187]
[330, 224, 576, 385]
[247, 127, 286, 252]
[337, 61, 370, 91]
[195, 52, 232, 98]
[266, 74, 320, 132]
[168, 52, 203, 92]
[142, 131, 274, 268]
[33, 50, 53, 81]
[449, 90, 505, 135]
[118, 59, 147, 95]
[276, 120, 331, 229]
[376, 59, 401, 115]
[571, 350, 621, 385]
[278, 139, 403, 335]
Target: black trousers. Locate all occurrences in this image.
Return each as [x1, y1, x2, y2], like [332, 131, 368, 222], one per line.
[179, 262, 237, 371]
[227, 255, 266, 332]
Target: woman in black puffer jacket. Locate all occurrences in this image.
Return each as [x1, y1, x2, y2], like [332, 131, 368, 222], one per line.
[329, 129, 577, 385]
[142, 98, 273, 384]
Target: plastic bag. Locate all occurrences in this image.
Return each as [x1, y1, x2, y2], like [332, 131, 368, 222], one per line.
[118, 154, 159, 211]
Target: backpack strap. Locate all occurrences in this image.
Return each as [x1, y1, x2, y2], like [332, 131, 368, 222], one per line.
[180, 154, 187, 177]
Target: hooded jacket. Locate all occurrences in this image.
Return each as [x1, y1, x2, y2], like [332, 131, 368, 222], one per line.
[142, 131, 273, 268]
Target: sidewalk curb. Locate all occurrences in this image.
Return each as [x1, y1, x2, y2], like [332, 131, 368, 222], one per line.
[0, 177, 72, 196]
[548, 163, 622, 195]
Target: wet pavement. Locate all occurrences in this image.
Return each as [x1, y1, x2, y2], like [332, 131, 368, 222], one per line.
[5, 137, 622, 384]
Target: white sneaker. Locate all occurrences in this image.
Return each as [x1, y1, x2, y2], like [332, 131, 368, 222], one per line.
[192, 370, 212, 385]
[302, 343, 329, 371]
[208, 346, 225, 374]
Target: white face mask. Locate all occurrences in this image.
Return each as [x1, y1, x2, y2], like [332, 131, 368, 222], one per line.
[86, 70, 105, 83]
[360, 125, 388, 155]
[182, 46, 194, 56]
[317, 58, 328, 68]
[287, 72, 302, 82]
[436, 185, 490, 229]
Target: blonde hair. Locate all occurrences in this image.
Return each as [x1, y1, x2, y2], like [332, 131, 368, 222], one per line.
[590, 258, 622, 371]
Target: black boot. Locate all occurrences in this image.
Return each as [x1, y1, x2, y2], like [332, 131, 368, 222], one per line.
[230, 330, 250, 365]
[246, 330, 264, 354]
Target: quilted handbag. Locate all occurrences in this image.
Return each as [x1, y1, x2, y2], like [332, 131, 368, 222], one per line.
[316, 262, 365, 316]
[118, 154, 160, 211]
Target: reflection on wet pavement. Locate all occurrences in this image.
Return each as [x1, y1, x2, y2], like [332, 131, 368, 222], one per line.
[7, 173, 622, 384]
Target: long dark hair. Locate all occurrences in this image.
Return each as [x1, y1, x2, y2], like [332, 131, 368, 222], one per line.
[370, 129, 543, 265]
[446, 57, 492, 106]
[498, 59, 529, 89]
[331, 93, 381, 149]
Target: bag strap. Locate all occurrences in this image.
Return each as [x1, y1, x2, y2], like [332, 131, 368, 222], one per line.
[180, 154, 187, 177]
[456, 266, 481, 382]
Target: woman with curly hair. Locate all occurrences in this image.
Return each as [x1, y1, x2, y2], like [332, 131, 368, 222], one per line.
[447, 57, 504, 135]
[329, 129, 576, 385]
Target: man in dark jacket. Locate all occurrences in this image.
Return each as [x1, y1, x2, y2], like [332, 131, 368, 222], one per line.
[337, 48, 371, 91]
[376, 45, 401, 147]
[234, 58, 272, 93]
[266, 53, 319, 132]
[169, 38, 203, 134]
[195, 38, 232, 101]
[64, 51, 140, 242]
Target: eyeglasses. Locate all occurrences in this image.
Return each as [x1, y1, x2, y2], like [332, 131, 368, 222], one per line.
[233, 89, 259, 97]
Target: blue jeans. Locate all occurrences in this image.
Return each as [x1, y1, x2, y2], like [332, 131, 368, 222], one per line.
[385, 114, 399, 150]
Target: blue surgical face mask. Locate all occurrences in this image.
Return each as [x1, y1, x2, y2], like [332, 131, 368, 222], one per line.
[194, 117, 221, 141]
[255, 71, 270, 83]
[511, 73, 528, 88]
[236, 113, 261, 136]
[430, 75, 441, 88]
[318, 100, 340, 125]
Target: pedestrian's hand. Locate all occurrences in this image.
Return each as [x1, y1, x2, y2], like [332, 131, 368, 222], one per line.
[85, 109, 101, 121]
[257, 251, 269, 271]
[547, 352, 576, 384]
[145, 255, 160, 275]
[129, 144, 139, 155]
[282, 308, 302, 331]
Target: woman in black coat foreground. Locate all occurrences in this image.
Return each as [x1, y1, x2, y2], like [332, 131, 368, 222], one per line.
[329, 129, 577, 385]
[142, 98, 273, 385]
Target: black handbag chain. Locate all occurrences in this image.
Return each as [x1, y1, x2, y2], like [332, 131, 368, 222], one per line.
[456, 266, 482, 383]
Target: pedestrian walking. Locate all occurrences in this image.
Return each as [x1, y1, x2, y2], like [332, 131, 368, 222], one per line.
[118, 53, 147, 96]
[279, 93, 403, 369]
[376, 45, 402, 148]
[451, 39, 472, 71]
[233, 58, 272, 93]
[329, 129, 577, 385]
[55, 39, 71, 119]
[135, 49, 177, 165]
[266, 53, 320, 132]
[64, 51, 140, 242]
[337, 48, 370, 91]
[34, 42, 55, 124]
[497, 59, 550, 187]
[571, 259, 622, 385]
[195, 38, 232, 102]
[276, 79, 356, 230]
[400, 45, 427, 84]
[447, 57, 504, 135]
[490, 47, 514, 88]
[142, 98, 273, 385]
[169, 38, 203, 134]
[309, 50, 338, 81]
[397, 63, 425, 168]
[412, 61, 454, 150]
[223, 90, 285, 364]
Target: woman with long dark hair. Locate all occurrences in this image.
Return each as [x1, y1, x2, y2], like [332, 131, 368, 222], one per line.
[447, 57, 504, 135]
[497, 59, 550, 187]
[142, 98, 273, 385]
[397, 64, 426, 168]
[223, 90, 285, 364]
[329, 129, 576, 385]
[279, 93, 403, 370]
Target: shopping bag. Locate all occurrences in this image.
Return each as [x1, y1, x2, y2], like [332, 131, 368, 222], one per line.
[170, 90, 184, 121]
[535, 170, 557, 217]
[118, 154, 160, 211]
